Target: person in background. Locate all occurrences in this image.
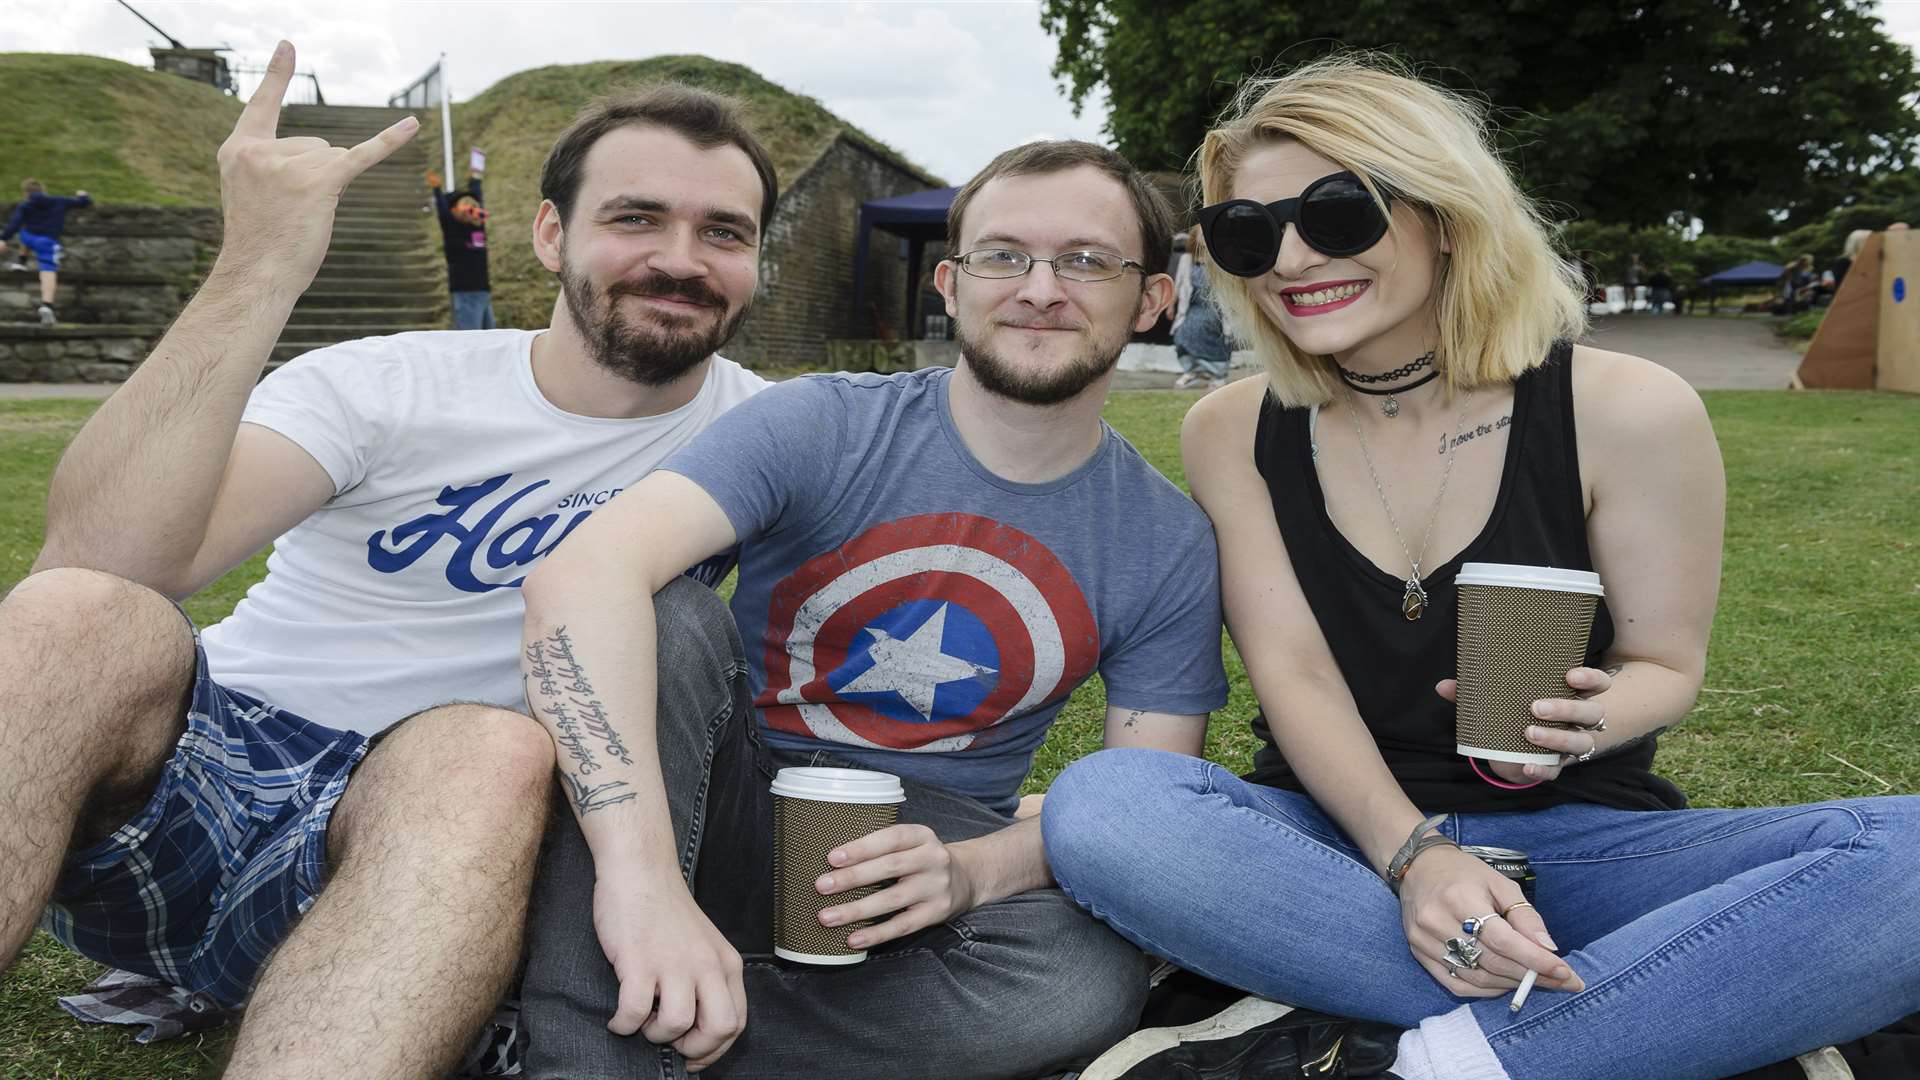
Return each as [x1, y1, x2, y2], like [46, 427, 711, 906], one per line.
[1, 178, 91, 326]
[1644, 262, 1674, 315]
[1832, 228, 1872, 290]
[1173, 224, 1234, 390]
[428, 165, 494, 330]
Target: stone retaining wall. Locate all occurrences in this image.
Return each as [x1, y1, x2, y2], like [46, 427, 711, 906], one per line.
[0, 204, 221, 283]
[0, 327, 157, 382]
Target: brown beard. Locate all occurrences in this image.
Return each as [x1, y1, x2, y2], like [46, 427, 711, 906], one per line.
[953, 314, 1132, 406]
[558, 256, 749, 388]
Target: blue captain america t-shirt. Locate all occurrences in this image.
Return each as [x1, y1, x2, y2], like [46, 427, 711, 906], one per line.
[661, 367, 1228, 813]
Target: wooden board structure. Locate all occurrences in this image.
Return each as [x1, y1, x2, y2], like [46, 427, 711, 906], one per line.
[1796, 228, 1920, 393]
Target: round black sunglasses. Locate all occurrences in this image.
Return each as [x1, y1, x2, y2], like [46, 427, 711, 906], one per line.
[1196, 171, 1393, 278]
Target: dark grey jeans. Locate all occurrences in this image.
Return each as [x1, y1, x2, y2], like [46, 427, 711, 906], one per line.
[521, 578, 1150, 1079]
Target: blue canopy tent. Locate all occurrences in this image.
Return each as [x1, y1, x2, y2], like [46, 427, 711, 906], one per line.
[851, 186, 958, 338]
[1698, 260, 1785, 312]
[1702, 260, 1785, 286]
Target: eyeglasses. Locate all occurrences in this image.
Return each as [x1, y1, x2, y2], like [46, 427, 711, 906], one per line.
[1196, 171, 1392, 278]
[951, 248, 1145, 283]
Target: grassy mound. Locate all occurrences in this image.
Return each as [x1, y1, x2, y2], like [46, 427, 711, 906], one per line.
[0, 53, 241, 206]
[419, 55, 936, 328]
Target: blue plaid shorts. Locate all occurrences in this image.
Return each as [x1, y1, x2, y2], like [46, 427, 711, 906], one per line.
[40, 636, 371, 1009]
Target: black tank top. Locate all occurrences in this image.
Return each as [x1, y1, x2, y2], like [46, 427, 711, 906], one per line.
[1245, 344, 1687, 813]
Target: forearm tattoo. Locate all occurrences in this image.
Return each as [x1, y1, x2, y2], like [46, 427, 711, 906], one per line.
[526, 626, 636, 815]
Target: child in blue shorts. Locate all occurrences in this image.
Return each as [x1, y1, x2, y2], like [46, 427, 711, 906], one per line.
[1, 178, 91, 325]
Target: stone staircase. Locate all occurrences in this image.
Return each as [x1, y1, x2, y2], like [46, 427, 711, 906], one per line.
[272, 104, 442, 366]
[0, 105, 445, 383]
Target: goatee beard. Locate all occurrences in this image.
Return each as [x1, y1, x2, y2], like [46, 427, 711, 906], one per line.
[559, 261, 748, 387]
[954, 320, 1128, 407]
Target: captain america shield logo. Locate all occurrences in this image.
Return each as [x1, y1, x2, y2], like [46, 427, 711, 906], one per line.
[758, 512, 1098, 752]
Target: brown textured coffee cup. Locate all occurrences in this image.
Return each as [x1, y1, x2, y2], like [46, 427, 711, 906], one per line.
[770, 767, 906, 964]
[1454, 563, 1604, 765]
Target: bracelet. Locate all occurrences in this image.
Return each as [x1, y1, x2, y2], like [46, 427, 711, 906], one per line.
[1471, 757, 1543, 790]
[1385, 813, 1455, 894]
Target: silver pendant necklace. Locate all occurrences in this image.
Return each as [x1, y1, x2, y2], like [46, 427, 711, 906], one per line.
[1341, 384, 1476, 620]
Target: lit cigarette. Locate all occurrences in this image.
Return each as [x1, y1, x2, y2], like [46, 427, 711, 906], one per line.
[1509, 969, 1540, 1013]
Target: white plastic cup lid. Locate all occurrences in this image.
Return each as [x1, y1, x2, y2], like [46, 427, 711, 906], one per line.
[769, 766, 906, 804]
[1454, 562, 1603, 596]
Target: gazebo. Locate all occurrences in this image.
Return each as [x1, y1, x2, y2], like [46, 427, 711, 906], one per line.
[1698, 260, 1785, 312]
[850, 186, 958, 338]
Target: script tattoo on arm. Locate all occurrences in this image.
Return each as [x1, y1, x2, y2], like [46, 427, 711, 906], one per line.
[526, 639, 599, 777]
[543, 628, 635, 766]
[525, 627, 638, 815]
[1121, 709, 1144, 730]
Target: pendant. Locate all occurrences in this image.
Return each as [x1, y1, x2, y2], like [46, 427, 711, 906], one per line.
[1401, 579, 1426, 620]
[1382, 395, 1400, 418]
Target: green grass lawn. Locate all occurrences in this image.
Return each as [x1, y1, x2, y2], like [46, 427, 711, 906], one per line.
[2, 388, 1916, 1077]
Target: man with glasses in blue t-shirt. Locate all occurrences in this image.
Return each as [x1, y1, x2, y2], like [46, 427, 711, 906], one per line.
[515, 140, 1231, 1079]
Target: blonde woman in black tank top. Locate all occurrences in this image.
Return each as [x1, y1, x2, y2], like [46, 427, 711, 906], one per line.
[1040, 55, 1920, 1080]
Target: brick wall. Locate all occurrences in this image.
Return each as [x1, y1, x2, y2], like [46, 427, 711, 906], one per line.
[728, 136, 939, 368]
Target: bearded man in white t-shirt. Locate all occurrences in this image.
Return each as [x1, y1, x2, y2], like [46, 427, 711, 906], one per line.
[0, 41, 771, 1079]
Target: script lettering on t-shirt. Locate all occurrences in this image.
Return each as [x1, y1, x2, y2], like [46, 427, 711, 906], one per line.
[365, 473, 612, 592]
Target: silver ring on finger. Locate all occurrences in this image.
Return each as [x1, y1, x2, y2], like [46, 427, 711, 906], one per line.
[1462, 913, 1500, 937]
[1577, 734, 1598, 763]
[1443, 958, 1459, 978]
[1444, 936, 1484, 970]
[1592, 709, 1608, 733]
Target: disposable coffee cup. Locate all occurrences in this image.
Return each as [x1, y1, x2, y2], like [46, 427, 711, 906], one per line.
[770, 766, 906, 965]
[1453, 563, 1604, 765]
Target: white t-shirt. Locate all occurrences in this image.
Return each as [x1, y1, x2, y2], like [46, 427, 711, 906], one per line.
[198, 329, 767, 735]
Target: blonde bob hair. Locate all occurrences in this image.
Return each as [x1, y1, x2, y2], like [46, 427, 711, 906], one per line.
[1197, 54, 1587, 407]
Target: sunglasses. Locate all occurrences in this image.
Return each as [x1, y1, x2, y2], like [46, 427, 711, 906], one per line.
[1196, 171, 1392, 278]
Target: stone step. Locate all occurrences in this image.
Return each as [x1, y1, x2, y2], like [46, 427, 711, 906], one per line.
[331, 216, 433, 233]
[315, 252, 439, 271]
[295, 278, 441, 299]
[289, 305, 444, 326]
[314, 260, 439, 277]
[272, 328, 441, 360]
[326, 236, 429, 254]
[309, 270, 443, 291]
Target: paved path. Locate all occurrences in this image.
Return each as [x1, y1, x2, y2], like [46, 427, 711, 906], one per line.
[2, 315, 1801, 400]
[1579, 313, 1800, 390]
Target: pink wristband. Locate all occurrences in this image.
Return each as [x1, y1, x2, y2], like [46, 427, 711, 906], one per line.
[1471, 756, 1543, 790]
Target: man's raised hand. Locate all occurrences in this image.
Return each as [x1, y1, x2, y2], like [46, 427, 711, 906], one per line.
[215, 40, 419, 293]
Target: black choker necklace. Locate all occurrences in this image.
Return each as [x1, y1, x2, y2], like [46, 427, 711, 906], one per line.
[1337, 352, 1439, 419]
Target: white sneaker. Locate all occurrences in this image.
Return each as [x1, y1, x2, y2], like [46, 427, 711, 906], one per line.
[5, 260, 29, 272]
[36, 304, 56, 326]
[1172, 372, 1198, 389]
[1205, 377, 1227, 391]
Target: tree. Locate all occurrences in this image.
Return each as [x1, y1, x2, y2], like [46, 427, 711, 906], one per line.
[1040, 0, 1920, 233]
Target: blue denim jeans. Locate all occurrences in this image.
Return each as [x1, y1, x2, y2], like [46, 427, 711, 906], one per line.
[451, 290, 495, 330]
[1042, 747, 1920, 1080]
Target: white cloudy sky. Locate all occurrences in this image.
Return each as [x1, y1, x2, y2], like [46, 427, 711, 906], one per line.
[9, 1, 1920, 185]
[4, 0, 1111, 184]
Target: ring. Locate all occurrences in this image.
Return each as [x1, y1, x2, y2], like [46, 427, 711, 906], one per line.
[1444, 936, 1484, 970]
[1500, 900, 1537, 918]
[1592, 711, 1608, 733]
[1578, 739, 1597, 763]
[1462, 913, 1500, 937]
[1444, 959, 1459, 978]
